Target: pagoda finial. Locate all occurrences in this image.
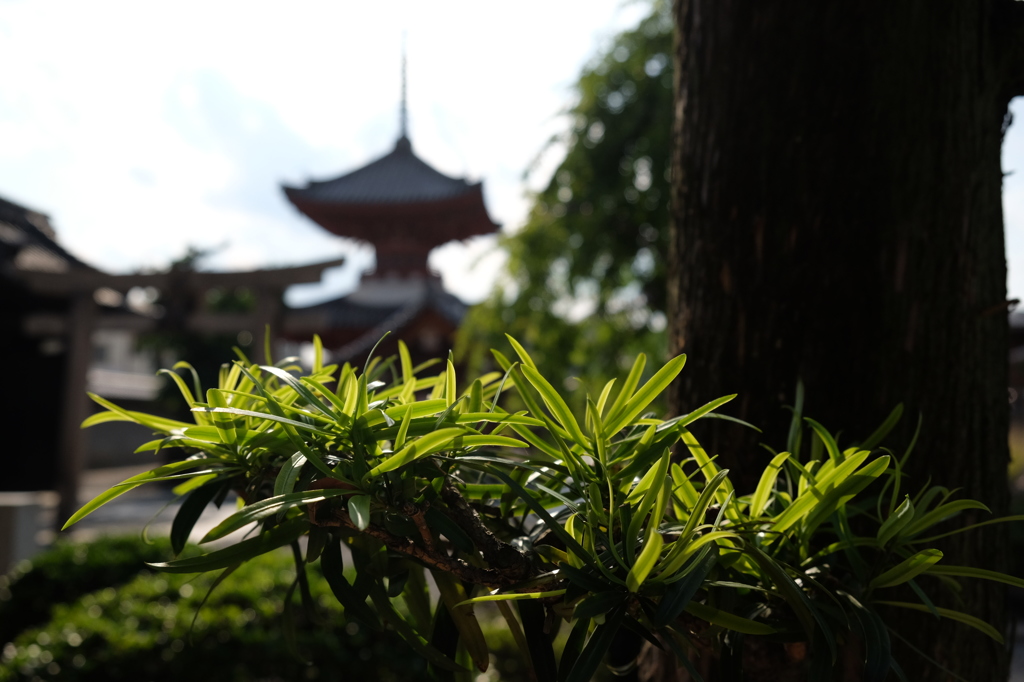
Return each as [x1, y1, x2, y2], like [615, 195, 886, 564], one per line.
[399, 35, 408, 140]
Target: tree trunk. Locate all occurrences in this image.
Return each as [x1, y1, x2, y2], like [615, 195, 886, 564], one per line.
[667, 2, 1024, 680]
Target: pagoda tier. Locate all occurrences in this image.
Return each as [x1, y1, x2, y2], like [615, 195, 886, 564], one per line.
[283, 136, 499, 276]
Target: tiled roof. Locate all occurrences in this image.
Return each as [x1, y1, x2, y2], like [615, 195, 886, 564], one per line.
[289, 277, 467, 361]
[282, 137, 478, 205]
[295, 277, 467, 329]
[0, 195, 92, 276]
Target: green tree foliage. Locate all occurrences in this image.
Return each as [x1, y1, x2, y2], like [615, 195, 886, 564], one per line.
[459, 2, 673, 393]
[137, 246, 258, 415]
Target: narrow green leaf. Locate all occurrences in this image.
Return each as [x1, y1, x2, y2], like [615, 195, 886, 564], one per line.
[802, 456, 891, 537]
[171, 479, 225, 555]
[495, 602, 533, 682]
[312, 334, 324, 372]
[429, 600, 461, 682]
[258, 365, 337, 421]
[805, 418, 843, 465]
[626, 455, 671, 562]
[158, 368, 198, 408]
[366, 427, 465, 477]
[626, 531, 664, 592]
[468, 379, 484, 413]
[274, 452, 307, 497]
[786, 380, 805, 455]
[877, 496, 915, 546]
[658, 531, 739, 579]
[64, 459, 214, 528]
[874, 601, 1004, 643]
[870, 549, 944, 589]
[367, 581, 464, 674]
[770, 450, 874, 534]
[483, 466, 592, 566]
[572, 592, 627, 621]
[395, 405, 413, 450]
[362, 332, 390, 377]
[202, 488, 353, 542]
[321, 535, 380, 629]
[747, 546, 832, 659]
[604, 354, 687, 435]
[558, 618, 592, 682]
[625, 446, 671, 505]
[301, 377, 351, 421]
[150, 517, 308, 573]
[559, 564, 611, 593]
[860, 403, 904, 450]
[902, 499, 991, 539]
[521, 364, 590, 449]
[195, 406, 333, 435]
[684, 601, 776, 635]
[456, 412, 546, 427]
[445, 359, 457, 407]
[505, 334, 537, 368]
[926, 564, 1024, 589]
[398, 339, 414, 383]
[845, 596, 892, 682]
[654, 545, 717, 626]
[564, 608, 625, 682]
[675, 394, 737, 429]
[84, 393, 194, 432]
[679, 429, 733, 507]
[263, 324, 273, 365]
[596, 378, 617, 416]
[749, 451, 790, 517]
[605, 354, 646, 426]
[678, 469, 730, 545]
[907, 578, 941, 618]
[457, 589, 567, 607]
[518, 599, 558, 682]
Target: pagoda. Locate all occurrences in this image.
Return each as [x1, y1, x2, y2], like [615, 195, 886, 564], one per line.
[281, 63, 500, 361]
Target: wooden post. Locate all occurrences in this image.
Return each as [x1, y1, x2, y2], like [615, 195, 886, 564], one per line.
[55, 293, 95, 530]
[254, 287, 283, 361]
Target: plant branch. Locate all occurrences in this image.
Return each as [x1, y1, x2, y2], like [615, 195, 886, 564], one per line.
[310, 503, 526, 589]
[440, 480, 533, 582]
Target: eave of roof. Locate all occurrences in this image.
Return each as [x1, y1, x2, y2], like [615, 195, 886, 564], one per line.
[0, 194, 93, 276]
[283, 136, 478, 205]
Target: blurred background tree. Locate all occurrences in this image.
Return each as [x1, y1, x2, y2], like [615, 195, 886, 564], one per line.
[138, 246, 258, 416]
[458, 1, 672, 400]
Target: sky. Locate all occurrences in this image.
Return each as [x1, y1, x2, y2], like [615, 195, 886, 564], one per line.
[1, 1, 1023, 308]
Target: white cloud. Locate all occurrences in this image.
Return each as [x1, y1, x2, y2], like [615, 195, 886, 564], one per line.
[2, 2, 1022, 309]
[0, 0, 643, 302]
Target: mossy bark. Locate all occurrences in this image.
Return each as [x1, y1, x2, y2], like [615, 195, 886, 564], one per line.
[667, 2, 1024, 680]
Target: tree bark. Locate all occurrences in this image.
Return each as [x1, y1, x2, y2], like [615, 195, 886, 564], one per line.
[668, 2, 1023, 680]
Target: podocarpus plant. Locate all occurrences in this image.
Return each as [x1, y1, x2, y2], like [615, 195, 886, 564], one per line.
[65, 335, 1024, 681]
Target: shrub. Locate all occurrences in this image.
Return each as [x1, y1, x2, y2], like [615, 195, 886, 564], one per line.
[0, 536, 172, 646]
[0, 542, 431, 682]
[62, 335, 1024, 681]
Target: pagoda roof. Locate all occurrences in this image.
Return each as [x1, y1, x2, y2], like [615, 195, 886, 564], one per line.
[283, 276, 467, 361]
[283, 137, 481, 206]
[282, 136, 499, 275]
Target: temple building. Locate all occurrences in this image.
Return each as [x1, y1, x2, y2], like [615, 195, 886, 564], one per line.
[1, 192, 342, 528]
[281, 75, 499, 364]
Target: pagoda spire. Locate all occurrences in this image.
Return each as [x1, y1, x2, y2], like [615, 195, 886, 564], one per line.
[399, 37, 408, 140]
